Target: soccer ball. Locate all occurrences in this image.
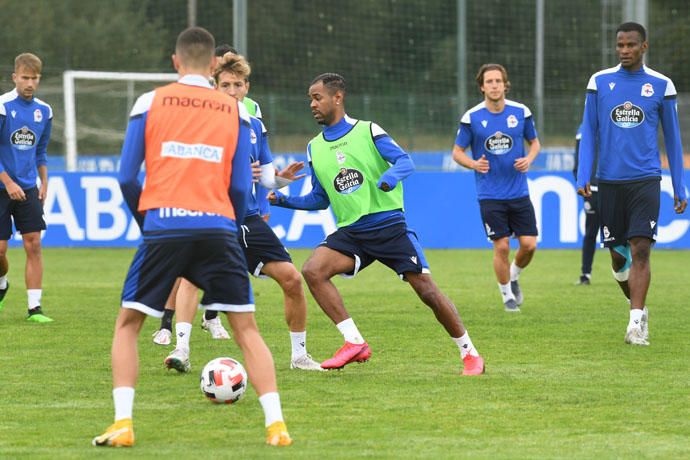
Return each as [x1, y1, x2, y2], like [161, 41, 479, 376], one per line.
[200, 357, 248, 404]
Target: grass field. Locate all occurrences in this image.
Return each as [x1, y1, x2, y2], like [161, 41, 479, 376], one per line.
[1, 247, 689, 459]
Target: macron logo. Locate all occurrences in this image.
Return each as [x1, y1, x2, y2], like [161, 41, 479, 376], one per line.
[161, 141, 223, 163]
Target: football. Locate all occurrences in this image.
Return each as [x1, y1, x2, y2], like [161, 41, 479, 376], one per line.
[200, 357, 248, 404]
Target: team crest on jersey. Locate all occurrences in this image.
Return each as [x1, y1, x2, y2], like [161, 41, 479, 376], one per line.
[506, 114, 518, 128]
[249, 128, 257, 144]
[34, 109, 43, 122]
[610, 101, 644, 128]
[336, 150, 346, 164]
[641, 83, 654, 97]
[333, 168, 363, 194]
[484, 131, 513, 155]
[10, 126, 37, 150]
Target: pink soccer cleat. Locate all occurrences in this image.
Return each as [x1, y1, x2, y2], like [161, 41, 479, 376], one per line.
[320, 341, 371, 370]
[462, 354, 485, 376]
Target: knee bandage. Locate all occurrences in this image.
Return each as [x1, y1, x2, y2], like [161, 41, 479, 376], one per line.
[611, 244, 632, 282]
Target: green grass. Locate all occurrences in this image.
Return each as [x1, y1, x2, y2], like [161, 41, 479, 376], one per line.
[1, 247, 689, 459]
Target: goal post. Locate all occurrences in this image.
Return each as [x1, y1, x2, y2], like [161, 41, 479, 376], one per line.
[62, 70, 177, 171]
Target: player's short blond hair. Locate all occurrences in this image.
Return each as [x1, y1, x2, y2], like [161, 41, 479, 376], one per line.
[213, 52, 251, 83]
[15, 53, 42, 74]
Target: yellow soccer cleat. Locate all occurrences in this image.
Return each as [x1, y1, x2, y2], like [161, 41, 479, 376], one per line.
[266, 421, 292, 446]
[92, 418, 134, 447]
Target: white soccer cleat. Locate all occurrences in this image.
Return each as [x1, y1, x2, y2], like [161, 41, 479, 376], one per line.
[201, 317, 231, 340]
[624, 326, 649, 346]
[641, 307, 649, 341]
[152, 328, 172, 346]
[164, 347, 191, 372]
[290, 354, 325, 371]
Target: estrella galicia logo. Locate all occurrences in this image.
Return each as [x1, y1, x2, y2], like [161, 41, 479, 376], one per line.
[611, 101, 644, 128]
[333, 168, 363, 194]
[11, 126, 37, 150]
[484, 131, 513, 155]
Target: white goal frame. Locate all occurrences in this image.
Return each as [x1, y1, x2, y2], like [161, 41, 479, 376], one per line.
[63, 70, 177, 171]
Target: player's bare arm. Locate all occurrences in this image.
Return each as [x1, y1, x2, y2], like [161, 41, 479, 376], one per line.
[0, 171, 26, 201]
[514, 138, 541, 172]
[452, 145, 489, 173]
[276, 161, 306, 182]
[577, 183, 592, 198]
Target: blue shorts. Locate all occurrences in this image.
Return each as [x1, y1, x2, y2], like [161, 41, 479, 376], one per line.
[598, 179, 660, 247]
[479, 196, 538, 240]
[0, 187, 46, 240]
[121, 235, 254, 317]
[239, 214, 292, 277]
[320, 222, 430, 279]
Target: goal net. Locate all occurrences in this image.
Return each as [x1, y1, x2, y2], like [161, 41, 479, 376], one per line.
[62, 70, 177, 171]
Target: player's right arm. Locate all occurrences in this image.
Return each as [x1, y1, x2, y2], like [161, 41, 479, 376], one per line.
[118, 92, 152, 228]
[452, 115, 488, 173]
[229, 120, 253, 225]
[577, 77, 598, 197]
[0, 106, 24, 200]
[269, 144, 330, 210]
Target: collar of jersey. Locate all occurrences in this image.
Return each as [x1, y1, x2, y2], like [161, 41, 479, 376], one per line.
[178, 74, 213, 88]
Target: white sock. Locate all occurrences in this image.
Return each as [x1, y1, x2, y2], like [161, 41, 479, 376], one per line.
[258, 392, 284, 427]
[336, 318, 365, 344]
[290, 331, 307, 361]
[453, 333, 479, 358]
[628, 309, 644, 328]
[510, 260, 523, 282]
[27, 289, 42, 309]
[498, 282, 515, 303]
[0, 275, 7, 290]
[113, 387, 135, 421]
[175, 322, 192, 350]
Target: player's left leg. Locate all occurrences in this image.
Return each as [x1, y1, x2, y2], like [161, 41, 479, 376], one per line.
[508, 197, 538, 306]
[22, 231, 51, 322]
[406, 272, 484, 375]
[492, 237, 518, 311]
[0, 240, 9, 311]
[261, 260, 322, 371]
[624, 237, 652, 346]
[93, 308, 146, 447]
[510, 235, 537, 305]
[164, 278, 199, 373]
[227, 312, 292, 446]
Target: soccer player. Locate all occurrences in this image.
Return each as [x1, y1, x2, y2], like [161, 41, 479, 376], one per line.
[452, 64, 541, 312]
[92, 27, 292, 447]
[215, 44, 262, 119]
[573, 124, 600, 285]
[0, 53, 53, 322]
[163, 52, 322, 372]
[577, 22, 687, 346]
[152, 45, 267, 344]
[269, 73, 485, 375]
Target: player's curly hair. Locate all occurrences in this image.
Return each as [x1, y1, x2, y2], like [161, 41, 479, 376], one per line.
[310, 73, 346, 96]
[475, 63, 511, 94]
[213, 52, 251, 83]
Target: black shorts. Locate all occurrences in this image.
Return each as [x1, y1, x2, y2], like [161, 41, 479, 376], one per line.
[583, 190, 599, 216]
[598, 179, 660, 247]
[320, 222, 429, 278]
[239, 214, 292, 277]
[0, 187, 46, 240]
[479, 196, 538, 240]
[121, 235, 253, 317]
